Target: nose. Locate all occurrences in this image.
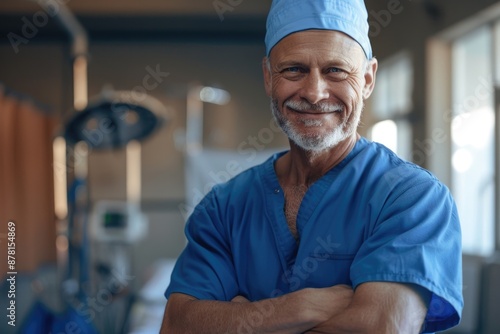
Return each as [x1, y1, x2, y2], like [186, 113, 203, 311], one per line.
[300, 69, 330, 105]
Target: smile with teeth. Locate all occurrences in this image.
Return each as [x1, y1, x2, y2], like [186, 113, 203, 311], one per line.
[284, 100, 344, 115]
[287, 107, 343, 117]
[291, 109, 338, 114]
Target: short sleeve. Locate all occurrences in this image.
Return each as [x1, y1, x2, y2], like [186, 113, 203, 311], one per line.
[165, 189, 238, 301]
[350, 178, 463, 333]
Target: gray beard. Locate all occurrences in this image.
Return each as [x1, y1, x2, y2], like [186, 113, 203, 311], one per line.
[271, 98, 361, 152]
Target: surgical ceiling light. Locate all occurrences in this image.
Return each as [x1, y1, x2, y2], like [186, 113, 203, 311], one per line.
[64, 90, 165, 149]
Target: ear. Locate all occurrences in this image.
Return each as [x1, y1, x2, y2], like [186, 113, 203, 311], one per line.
[362, 58, 378, 100]
[262, 57, 272, 97]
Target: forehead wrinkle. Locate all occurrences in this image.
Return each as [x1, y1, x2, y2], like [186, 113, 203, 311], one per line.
[269, 30, 366, 70]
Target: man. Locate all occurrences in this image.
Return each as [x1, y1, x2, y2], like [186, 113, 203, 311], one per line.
[161, 0, 463, 333]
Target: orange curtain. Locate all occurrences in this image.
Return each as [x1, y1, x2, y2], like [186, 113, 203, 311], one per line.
[0, 86, 57, 275]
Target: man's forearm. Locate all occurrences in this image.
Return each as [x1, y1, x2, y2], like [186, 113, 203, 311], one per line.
[161, 286, 353, 334]
[161, 292, 313, 334]
[306, 305, 424, 334]
[305, 283, 429, 334]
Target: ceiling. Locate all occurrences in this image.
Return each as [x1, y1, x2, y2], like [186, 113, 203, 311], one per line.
[0, 0, 273, 42]
[0, 0, 272, 16]
[0, 0, 436, 45]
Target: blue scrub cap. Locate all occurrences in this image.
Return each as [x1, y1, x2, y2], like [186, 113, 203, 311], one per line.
[265, 0, 373, 59]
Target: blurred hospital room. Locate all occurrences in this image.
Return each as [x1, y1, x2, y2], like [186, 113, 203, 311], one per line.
[0, 0, 499, 333]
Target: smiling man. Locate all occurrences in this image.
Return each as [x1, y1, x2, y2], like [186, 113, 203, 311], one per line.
[161, 1, 463, 333]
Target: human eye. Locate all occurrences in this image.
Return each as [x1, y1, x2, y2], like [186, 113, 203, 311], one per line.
[327, 67, 343, 73]
[326, 66, 348, 80]
[282, 66, 301, 73]
[280, 66, 306, 79]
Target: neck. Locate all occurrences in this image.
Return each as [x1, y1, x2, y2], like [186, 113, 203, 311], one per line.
[276, 133, 360, 187]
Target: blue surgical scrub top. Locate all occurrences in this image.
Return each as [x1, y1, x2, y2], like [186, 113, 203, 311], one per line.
[165, 137, 463, 333]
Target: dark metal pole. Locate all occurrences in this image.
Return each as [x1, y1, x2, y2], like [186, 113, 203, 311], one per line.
[492, 22, 500, 251]
[494, 86, 500, 251]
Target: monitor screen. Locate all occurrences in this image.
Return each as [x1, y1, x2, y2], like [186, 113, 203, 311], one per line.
[103, 211, 127, 229]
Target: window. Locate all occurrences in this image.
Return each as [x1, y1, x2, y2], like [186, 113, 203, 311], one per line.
[368, 52, 413, 161]
[451, 25, 496, 255]
[428, 8, 500, 256]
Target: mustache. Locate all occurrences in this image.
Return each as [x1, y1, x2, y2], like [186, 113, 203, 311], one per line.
[284, 100, 344, 113]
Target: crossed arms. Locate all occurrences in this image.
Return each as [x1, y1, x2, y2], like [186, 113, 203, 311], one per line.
[160, 281, 430, 333]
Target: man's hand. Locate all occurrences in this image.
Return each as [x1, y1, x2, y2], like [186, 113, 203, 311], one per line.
[299, 285, 354, 324]
[231, 295, 251, 303]
[231, 285, 353, 321]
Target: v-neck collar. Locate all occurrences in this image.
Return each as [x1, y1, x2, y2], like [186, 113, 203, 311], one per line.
[259, 138, 367, 277]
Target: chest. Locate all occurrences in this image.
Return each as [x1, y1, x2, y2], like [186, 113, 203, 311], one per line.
[283, 185, 308, 239]
[230, 179, 377, 300]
